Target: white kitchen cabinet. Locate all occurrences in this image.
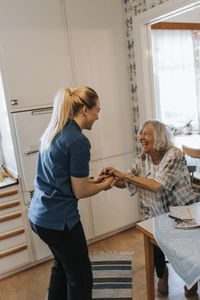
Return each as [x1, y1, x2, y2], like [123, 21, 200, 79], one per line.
[0, 0, 138, 279]
[1, 247, 30, 276]
[0, 185, 31, 278]
[89, 153, 138, 238]
[0, 0, 73, 111]
[78, 198, 93, 241]
[29, 229, 52, 262]
[65, 0, 133, 161]
[64, 0, 137, 237]
[24, 207, 52, 262]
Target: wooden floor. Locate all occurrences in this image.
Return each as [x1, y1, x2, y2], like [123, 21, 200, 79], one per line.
[0, 226, 199, 300]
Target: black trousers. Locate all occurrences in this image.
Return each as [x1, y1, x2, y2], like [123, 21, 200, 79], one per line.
[30, 220, 93, 300]
[154, 245, 166, 278]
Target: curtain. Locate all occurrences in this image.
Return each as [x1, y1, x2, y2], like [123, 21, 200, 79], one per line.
[151, 29, 198, 131]
[193, 30, 200, 131]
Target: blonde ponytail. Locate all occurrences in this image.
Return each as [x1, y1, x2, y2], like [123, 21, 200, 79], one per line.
[40, 87, 98, 152]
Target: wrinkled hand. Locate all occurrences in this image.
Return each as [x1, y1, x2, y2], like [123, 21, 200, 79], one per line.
[102, 176, 116, 190]
[100, 167, 122, 179]
[96, 174, 109, 183]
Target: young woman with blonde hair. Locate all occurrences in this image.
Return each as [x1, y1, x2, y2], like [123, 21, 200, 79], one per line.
[28, 87, 115, 300]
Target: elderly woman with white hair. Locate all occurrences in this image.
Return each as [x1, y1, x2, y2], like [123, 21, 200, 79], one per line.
[100, 119, 198, 297]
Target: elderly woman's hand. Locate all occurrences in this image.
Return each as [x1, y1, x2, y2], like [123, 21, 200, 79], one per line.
[95, 173, 116, 189]
[102, 176, 116, 190]
[100, 167, 123, 179]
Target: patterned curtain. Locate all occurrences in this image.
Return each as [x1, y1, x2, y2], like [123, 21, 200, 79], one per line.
[122, 0, 169, 154]
[193, 30, 200, 131]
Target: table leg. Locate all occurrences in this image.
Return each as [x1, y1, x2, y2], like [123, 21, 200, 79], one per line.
[144, 234, 155, 300]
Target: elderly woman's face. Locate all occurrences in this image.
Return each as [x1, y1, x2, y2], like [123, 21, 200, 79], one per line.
[139, 126, 154, 154]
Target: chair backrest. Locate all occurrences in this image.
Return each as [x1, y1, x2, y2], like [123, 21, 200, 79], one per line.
[182, 145, 200, 188]
[182, 145, 200, 159]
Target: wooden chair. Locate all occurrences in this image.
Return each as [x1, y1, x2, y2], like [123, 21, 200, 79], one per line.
[182, 145, 200, 190]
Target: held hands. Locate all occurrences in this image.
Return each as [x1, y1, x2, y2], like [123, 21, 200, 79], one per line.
[96, 167, 125, 190]
[102, 176, 116, 191]
[99, 167, 123, 179]
[89, 173, 116, 190]
[90, 167, 124, 191]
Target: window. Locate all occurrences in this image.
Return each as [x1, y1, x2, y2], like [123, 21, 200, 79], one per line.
[151, 27, 200, 132]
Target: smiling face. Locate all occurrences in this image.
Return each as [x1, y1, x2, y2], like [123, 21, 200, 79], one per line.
[139, 126, 155, 154]
[84, 99, 101, 130]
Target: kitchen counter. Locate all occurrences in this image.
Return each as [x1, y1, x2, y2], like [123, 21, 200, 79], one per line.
[0, 167, 18, 189]
[0, 176, 18, 188]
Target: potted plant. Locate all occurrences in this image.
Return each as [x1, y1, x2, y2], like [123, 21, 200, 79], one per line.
[169, 125, 178, 135]
[183, 119, 193, 134]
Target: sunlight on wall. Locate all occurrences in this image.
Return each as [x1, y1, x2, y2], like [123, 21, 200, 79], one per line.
[0, 71, 17, 173]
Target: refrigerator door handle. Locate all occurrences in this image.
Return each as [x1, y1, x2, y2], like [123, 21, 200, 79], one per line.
[24, 150, 39, 156]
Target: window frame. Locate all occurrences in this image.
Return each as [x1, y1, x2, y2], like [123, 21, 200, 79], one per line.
[132, 0, 200, 125]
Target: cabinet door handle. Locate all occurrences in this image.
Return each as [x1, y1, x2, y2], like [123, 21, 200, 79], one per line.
[0, 212, 21, 222]
[0, 228, 25, 240]
[0, 244, 27, 258]
[24, 150, 39, 156]
[0, 200, 20, 210]
[0, 190, 18, 198]
[10, 99, 18, 105]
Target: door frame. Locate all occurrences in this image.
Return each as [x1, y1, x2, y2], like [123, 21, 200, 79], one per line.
[132, 0, 200, 124]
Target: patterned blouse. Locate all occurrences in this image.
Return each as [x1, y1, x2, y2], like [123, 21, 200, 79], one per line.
[126, 146, 197, 219]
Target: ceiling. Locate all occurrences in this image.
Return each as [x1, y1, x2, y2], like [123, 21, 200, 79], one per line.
[167, 6, 200, 23]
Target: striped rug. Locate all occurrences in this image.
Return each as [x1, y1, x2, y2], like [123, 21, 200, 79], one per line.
[90, 252, 133, 300]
